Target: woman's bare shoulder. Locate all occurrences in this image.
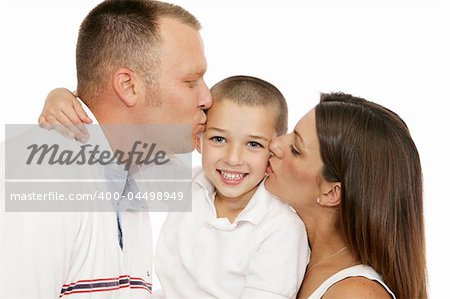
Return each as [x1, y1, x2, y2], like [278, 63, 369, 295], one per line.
[323, 276, 392, 299]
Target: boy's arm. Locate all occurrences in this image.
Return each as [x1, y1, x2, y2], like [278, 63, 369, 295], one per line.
[38, 88, 92, 142]
[241, 216, 309, 299]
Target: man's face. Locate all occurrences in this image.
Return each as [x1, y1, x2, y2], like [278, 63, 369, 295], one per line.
[144, 17, 212, 149]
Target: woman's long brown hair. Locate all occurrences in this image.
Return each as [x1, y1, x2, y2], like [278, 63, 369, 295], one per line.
[315, 93, 427, 298]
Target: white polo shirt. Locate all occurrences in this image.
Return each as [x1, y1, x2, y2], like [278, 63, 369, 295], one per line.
[155, 167, 309, 299]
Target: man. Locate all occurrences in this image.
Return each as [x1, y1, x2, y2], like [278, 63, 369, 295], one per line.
[0, 1, 211, 298]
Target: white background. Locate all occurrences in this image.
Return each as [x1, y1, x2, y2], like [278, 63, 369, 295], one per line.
[1, 0, 449, 296]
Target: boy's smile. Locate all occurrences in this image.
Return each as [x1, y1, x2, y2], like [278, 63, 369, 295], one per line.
[218, 169, 248, 185]
[200, 100, 277, 206]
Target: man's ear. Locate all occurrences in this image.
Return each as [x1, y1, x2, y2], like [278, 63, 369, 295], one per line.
[112, 68, 139, 107]
[319, 182, 341, 207]
[195, 133, 203, 154]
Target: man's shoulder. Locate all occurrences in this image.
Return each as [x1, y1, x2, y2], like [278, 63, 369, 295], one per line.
[3, 125, 80, 169]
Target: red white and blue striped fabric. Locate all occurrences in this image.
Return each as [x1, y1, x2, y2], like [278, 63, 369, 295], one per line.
[59, 275, 152, 297]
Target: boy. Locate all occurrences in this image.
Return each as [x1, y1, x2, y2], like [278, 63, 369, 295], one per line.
[39, 76, 309, 298]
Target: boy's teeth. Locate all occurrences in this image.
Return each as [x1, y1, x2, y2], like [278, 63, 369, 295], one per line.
[220, 170, 245, 180]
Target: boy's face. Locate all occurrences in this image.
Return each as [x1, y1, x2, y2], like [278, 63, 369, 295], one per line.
[201, 100, 278, 200]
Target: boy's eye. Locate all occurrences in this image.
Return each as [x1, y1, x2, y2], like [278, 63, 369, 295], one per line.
[290, 144, 302, 156]
[247, 141, 263, 148]
[210, 136, 226, 143]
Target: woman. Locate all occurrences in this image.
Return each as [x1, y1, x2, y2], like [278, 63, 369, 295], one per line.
[265, 92, 427, 298]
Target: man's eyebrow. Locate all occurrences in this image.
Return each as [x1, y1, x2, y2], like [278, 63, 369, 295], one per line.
[294, 130, 304, 145]
[187, 69, 206, 77]
[187, 71, 203, 76]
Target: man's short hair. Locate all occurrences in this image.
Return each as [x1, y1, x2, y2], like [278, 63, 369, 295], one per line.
[76, 0, 200, 102]
[210, 75, 288, 135]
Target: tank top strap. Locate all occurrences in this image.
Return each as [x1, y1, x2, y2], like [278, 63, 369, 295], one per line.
[308, 264, 396, 299]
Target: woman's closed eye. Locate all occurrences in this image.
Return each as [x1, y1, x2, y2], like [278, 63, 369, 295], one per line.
[290, 144, 302, 156]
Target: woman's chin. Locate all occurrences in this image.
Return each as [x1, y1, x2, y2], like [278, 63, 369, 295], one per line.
[263, 176, 272, 189]
[264, 178, 279, 197]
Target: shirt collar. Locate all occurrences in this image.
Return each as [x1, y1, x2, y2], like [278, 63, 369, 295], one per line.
[194, 173, 271, 226]
[194, 170, 215, 194]
[77, 98, 126, 170]
[78, 98, 97, 125]
[234, 179, 271, 225]
[77, 99, 112, 154]
[77, 98, 129, 200]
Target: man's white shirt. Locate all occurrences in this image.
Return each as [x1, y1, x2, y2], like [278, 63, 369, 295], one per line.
[0, 101, 153, 298]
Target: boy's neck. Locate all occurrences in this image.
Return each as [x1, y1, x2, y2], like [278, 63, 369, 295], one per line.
[214, 188, 257, 223]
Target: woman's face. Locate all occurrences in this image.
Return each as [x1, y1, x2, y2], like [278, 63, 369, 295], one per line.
[265, 108, 325, 213]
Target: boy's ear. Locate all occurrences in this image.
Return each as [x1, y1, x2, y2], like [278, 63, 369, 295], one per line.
[112, 68, 139, 107]
[195, 134, 203, 154]
[318, 182, 341, 207]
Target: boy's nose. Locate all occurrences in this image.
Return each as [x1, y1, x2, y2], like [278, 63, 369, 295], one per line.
[224, 145, 243, 166]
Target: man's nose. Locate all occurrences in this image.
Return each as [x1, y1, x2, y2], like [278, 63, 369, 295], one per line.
[198, 79, 212, 110]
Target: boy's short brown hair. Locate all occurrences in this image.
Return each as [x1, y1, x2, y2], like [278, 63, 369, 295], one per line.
[210, 76, 288, 135]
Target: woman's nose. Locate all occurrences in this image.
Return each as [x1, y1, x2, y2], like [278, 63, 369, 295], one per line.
[269, 136, 285, 159]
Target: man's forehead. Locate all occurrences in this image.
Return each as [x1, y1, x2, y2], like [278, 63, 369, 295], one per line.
[157, 16, 199, 37]
[158, 18, 204, 52]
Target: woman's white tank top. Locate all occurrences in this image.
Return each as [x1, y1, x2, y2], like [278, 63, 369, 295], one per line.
[308, 264, 396, 299]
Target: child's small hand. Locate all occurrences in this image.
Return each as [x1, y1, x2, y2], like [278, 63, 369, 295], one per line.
[38, 88, 92, 143]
